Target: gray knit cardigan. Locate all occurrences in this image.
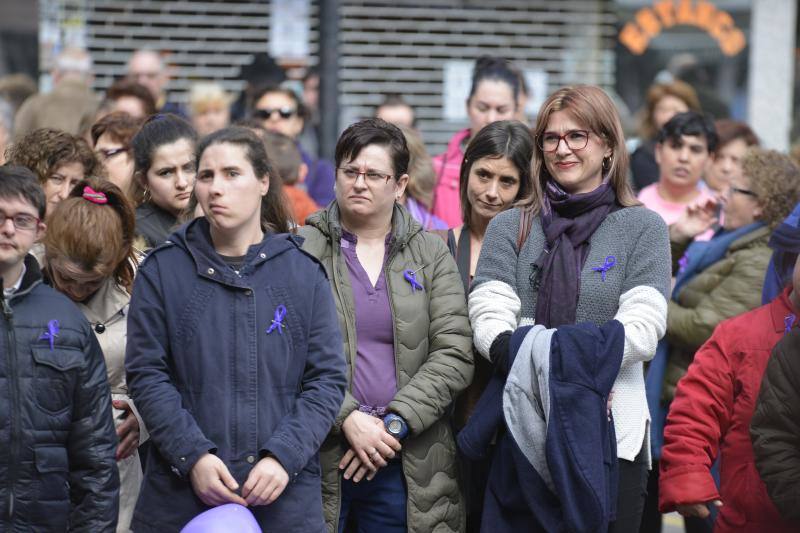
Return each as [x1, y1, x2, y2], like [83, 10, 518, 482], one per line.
[468, 205, 671, 463]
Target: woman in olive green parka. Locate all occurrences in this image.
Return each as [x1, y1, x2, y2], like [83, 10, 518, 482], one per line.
[300, 119, 473, 533]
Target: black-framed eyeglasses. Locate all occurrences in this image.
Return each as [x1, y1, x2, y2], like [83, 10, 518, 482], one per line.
[337, 166, 394, 184]
[96, 147, 128, 162]
[253, 107, 297, 121]
[539, 130, 590, 152]
[0, 212, 40, 231]
[728, 186, 758, 198]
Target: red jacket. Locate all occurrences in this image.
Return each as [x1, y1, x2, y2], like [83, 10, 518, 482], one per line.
[432, 128, 470, 228]
[659, 287, 797, 532]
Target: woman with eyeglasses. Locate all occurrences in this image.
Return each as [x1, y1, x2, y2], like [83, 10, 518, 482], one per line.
[432, 56, 521, 228]
[131, 114, 197, 249]
[251, 85, 336, 207]
[468, 85, 671, 532]
[125, 126, 346, 532]
[44, 177, 144, 532]
[91, 111, 144, 203]
[299, 118, 473, 533]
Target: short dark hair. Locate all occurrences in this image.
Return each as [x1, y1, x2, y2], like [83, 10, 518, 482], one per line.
[656, 111, 718, 153]
[196, 127, 292, 233]
[0, 165, 46, 220]
[334, 118, 409, 178]
[105, 79, 157, 117]
[262, 131, 302, 184]
[715, 119, 759, 150]
[132, 114, 197, 178]
[469, 56, 521, 106]
[250, 85, 307, 121]
[459, 120, 534, 227]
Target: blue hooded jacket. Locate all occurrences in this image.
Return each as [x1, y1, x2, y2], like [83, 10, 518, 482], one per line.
[125, 218, 346, 532]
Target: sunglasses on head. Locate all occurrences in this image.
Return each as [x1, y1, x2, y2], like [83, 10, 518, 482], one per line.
[253, 107, 297, 120]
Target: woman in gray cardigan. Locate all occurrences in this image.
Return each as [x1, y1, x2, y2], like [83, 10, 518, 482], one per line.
[469, 85, 671, 533]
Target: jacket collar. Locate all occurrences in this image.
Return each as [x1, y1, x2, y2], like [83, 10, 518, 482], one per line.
[729, 224, 770, 251]
[770, 286, 798, 334]
[173, 217, 297, 286]
[2, 254, 44, 305]
[444, 128, 471, 160]
[306, 201, 422, 254]
[80, 278, 130, 324]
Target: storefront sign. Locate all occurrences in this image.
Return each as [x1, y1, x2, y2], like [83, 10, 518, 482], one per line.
[619, 0, 746, 56]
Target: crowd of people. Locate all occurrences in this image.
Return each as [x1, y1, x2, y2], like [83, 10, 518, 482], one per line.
[1, 46, 799, 533]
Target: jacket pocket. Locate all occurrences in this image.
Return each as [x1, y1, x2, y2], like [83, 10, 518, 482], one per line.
[31, 346, 83, 415]
[34, 445, 70, 505]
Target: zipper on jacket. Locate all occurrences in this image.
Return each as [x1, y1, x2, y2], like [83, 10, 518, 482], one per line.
[2, 296, 19, 519]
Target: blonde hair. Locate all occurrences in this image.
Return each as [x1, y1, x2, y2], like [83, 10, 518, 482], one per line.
[639, 80, 701, 139]
[189, 82, 233, 115]
[398, 125, 436, 209]
[520, 85, 638, 214]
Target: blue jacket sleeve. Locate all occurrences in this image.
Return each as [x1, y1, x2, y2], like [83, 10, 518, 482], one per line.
[125, 262, 216, 476]
[260, 271, 347, 480]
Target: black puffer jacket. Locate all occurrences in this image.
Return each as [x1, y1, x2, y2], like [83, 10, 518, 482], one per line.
[0, 255, 119, 531]
[751, 326, 800, 525]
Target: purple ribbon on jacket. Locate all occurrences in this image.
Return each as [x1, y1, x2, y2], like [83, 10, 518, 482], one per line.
[678, 253, 689, 274]
[39, 319, 60, 350]
[591, 255, 616, 282]
[266, 305, 287, 335]
[403, 269, 424, 293]
[785, 313, 796, 335]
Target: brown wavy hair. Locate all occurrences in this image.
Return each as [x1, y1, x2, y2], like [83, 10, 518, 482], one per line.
[44, 177, 137, 293]
[520, 85, 638, 214]
[5, 128, 100, 185]
[744, 149, 800, 230]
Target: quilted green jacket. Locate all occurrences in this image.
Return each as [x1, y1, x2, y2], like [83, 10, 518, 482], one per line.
[663, 225, 771, 401]
[299, 203, 474, 533]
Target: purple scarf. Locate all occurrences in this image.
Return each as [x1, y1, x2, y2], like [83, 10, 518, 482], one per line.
[533, 180, 617, 328]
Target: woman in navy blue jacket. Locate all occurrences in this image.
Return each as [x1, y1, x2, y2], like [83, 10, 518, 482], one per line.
[125, 127, 347, 532]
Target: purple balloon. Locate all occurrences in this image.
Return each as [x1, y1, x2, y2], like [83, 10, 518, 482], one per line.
[181, 503, 262, 533]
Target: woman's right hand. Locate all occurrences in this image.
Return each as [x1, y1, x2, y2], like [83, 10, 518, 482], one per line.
[341, 411, 402, 474]
[189, 453, 248, 507]
[670, 198, 719, 243]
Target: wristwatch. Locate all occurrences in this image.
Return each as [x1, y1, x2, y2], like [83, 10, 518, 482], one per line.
[383, 413, 409, 440]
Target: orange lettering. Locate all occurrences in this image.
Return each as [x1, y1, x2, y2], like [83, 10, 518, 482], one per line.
[636, 8, 662, 38]
[694, 1, 717, 32]
[676, 0, 695, 25]
[719, 29, 746, 56]
[708, 10, 735, 41]
[620, 22, 649, 55]
[653, 0, 676, 27]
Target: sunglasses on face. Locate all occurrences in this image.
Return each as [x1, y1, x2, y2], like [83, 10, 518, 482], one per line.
[253, 107, 297, 120]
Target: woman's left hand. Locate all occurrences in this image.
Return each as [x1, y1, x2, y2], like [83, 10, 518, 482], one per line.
[340, 447, 387, 483]
[112, 400, 140, 460]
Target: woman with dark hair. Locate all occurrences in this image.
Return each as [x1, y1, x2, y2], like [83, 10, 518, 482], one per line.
[44, 177, 143, 532]
[131, 113, 197, 248]
[433, 56, 521, 227]
[125, 126, 346, 532]
[468, 85, 671, 532]
[300, 118, 473, 533]
[251, 85, 336, 206]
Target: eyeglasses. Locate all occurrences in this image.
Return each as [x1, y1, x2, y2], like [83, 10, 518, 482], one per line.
[0, 213, 40, 231]
[96, 147, 128, 162]
[728, 186, 757, 198]
[253, 107, 297, 121]
[338, 166, 394, 184]
[539, 130, 590, 152]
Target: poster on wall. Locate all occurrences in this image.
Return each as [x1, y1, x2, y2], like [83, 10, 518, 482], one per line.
[270, 0, 311, 61]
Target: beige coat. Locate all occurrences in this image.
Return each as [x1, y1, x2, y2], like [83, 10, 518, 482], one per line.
[78, 279, 148, 533]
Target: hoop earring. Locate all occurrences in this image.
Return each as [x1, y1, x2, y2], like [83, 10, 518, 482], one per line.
[142, 187, 152, 203]
[602, 156, 611, 172]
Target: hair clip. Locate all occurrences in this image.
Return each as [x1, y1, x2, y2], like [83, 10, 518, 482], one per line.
[82, 186, 108, 205]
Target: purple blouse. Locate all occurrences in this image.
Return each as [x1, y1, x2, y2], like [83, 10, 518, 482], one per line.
[340, 231, 397, 410]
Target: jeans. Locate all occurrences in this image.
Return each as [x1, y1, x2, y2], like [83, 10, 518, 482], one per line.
[338, 460, 407, 533]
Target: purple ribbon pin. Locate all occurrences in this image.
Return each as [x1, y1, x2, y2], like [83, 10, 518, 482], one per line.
[785, 313, 796, 335]
[678, 253, 689, 274]
[403, 268, 424, 293]
[39, 319, 60, 350]
[592, 255, 616, 282]
[266, 305, 287, 335]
